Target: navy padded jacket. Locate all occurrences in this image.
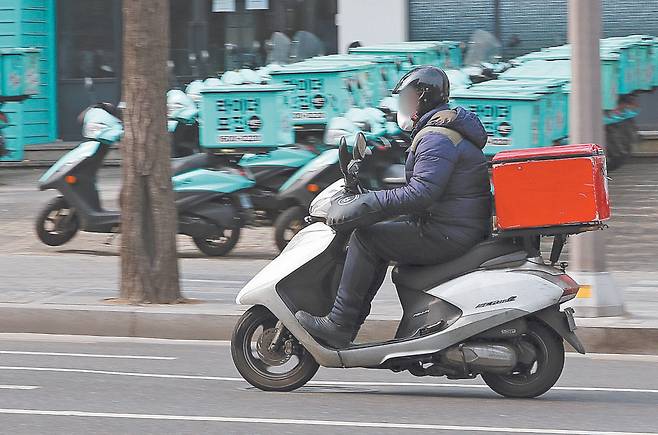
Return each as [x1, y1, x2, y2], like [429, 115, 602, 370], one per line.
[374, 104, 492, 249]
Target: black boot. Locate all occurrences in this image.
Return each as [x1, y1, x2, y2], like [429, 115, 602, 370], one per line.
[350, 261, 388, 343]
[295, 311, 353, 348]
[296, 230, 385, 348]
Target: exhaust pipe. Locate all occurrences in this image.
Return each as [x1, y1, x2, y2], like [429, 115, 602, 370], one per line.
[441, 342, 518, 374]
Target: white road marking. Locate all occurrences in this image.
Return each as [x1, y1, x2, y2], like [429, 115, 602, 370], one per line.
[1, 366, 658, 394]
[0, 333, 232, 346]
[0, 408, 653, 434]
[0, 385, 39, 390]
[566, 352, 658, 362]
[182, 279, 245, 285]
[0, 351, 175, 360]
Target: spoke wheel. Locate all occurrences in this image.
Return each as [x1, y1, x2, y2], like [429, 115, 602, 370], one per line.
[231, 305, 318, 392]
[482, 321, 564, 398]
[35, 197, 79, 246]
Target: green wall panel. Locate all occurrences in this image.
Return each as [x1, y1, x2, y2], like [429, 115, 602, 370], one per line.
[0, 0, 55, 161]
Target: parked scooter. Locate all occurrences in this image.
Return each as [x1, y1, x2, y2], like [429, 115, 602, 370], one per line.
[167, 89, 201, 157]
[272, 110, 407, 250]
[231, 132, 586, 398]
[35, 105, 256, 256]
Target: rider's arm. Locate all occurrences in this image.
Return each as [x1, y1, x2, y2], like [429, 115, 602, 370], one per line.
[374, 133, 457, 215]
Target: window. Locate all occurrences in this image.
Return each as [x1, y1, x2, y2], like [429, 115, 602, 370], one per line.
[57, 0, 120, 79]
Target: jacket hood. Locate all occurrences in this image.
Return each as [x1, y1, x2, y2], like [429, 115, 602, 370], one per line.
[413, 105, 488, 149]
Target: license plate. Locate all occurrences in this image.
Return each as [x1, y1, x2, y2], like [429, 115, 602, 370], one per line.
[238, 194, 253, 209]
[564, 307, 577, 331]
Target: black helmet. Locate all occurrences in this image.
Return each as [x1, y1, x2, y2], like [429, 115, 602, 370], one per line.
[392, 66, 450, 116]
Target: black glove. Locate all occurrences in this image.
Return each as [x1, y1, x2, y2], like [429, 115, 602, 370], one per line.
[326, 191, 384, 232]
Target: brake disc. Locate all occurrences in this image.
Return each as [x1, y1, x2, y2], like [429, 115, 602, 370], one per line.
[256, 328, 291, 366]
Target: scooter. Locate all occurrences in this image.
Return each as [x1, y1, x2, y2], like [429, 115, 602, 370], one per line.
[36, 105, 256, 256]
[272, 111, 407, 251]
[231, 132, 586, 398]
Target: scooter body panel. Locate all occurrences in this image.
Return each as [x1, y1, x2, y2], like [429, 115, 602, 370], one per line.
[237, 223, 344, 367]
[39, 141, 100, 187]
[240, 146, 316, 170]
[278, 148, 339, 192]
[275, 149, 342, 210]
[339, 269, 563, 368]
[426, 269, 561, 318]
[172, 168, 255, 193]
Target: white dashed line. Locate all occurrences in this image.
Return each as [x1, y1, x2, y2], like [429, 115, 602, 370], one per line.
[0, 408, 653, 434]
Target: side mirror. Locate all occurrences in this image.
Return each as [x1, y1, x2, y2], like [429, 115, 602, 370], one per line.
[338, 136, 350, 178]
[353, 132, 367, 160]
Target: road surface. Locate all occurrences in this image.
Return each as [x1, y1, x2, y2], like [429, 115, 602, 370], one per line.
[0, 334, 657, 434]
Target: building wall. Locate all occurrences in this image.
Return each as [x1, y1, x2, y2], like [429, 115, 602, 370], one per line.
[336, 0, 407, 53]
[0, 0, 56, 161]
[409, 0, 658, 59]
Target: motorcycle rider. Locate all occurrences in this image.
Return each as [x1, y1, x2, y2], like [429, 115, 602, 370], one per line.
[295, 66, 492, 348]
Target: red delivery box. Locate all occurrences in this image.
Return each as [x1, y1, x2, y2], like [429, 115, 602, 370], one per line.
[491, 144, 611, 232]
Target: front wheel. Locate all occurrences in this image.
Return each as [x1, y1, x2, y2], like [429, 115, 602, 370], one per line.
[35, 196, 79, 246]
[482, 320, 564, 398]
[231, 305, 319, 392]
[192, 226, 240, 256]
[273, 206, 308, 252]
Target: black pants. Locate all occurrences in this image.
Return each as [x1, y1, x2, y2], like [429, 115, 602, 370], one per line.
[331, 218, 466, 329]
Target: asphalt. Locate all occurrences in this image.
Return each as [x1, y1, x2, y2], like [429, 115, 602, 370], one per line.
[0, 334, 657, 434]
[1, 160, 658, 352]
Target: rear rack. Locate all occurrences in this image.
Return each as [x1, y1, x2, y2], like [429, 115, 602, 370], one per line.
[494, 223, 607, 266]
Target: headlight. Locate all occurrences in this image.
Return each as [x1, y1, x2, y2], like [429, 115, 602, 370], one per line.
[83, 121, 108, 140]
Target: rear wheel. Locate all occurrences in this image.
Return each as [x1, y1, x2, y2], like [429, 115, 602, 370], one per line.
[482, 321, 564, 398]
[35, 196, 79, 246]
[231, 305, 319, 392]
[192, 226, 240, 256]
[273, 206, 307, 252]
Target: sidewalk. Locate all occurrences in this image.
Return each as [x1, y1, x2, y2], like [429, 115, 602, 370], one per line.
[0, 253, 657, 354]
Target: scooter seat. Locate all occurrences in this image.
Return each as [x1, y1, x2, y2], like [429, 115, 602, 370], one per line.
[171, 153, 210, 176]
[392, 238, 526, 292]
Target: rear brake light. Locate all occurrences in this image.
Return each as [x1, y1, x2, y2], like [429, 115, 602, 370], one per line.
[558, 274, 580, 303]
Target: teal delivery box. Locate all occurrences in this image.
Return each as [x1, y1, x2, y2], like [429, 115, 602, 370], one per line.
[199, 84, 294, 151]
[451, 88, 549, 156]
[268, 63, 369, 126]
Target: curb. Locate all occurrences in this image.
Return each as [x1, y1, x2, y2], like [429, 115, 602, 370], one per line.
[1, 305, 657, 354]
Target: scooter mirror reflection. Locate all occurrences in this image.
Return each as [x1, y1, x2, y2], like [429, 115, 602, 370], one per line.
[354, 132, 367, 160]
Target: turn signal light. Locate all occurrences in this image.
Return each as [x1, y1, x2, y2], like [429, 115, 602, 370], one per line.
[64, 175, 77, 184]
[306, 183, 320, 193]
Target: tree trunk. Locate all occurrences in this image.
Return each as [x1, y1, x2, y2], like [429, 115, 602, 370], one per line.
[120, 0, 182, 303]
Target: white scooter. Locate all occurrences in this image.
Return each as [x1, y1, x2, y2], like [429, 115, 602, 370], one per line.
[232, 132, 586, 398]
